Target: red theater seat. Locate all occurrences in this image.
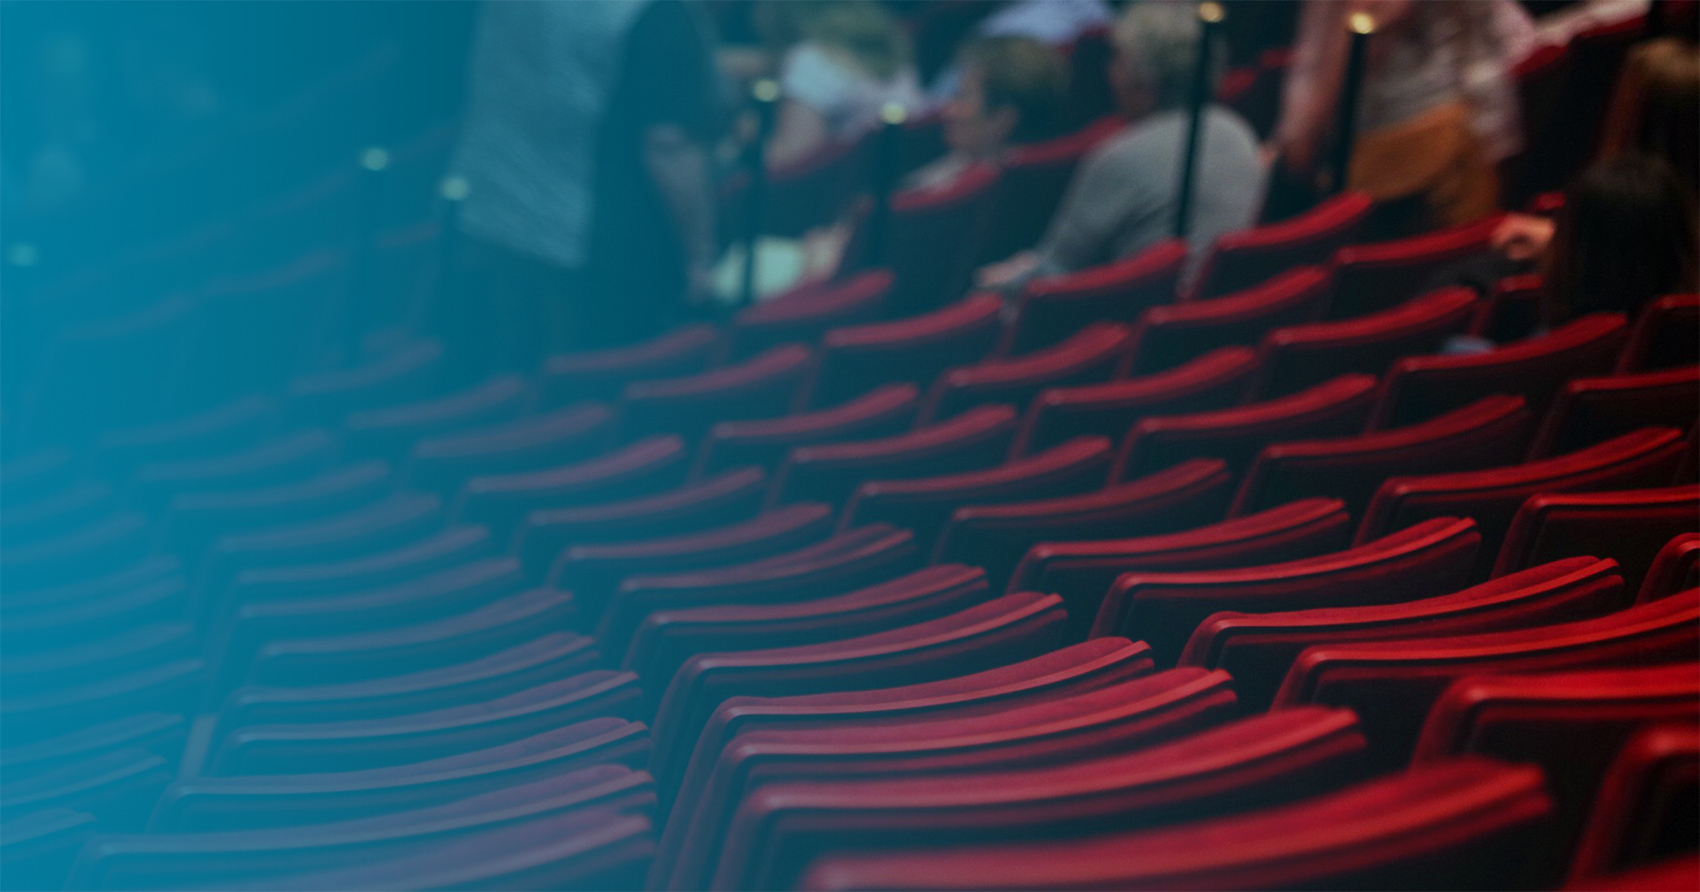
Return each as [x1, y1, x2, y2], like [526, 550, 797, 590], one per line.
[1188, 193, 1372, 302]
[1354, 427, 1689, 562]
[1325, 215, 1502, 319]
[855, 164, 1003, 318]
[1231, 395, 1534, 519]
[1638, 534, 1700, 604]
[512, 469, 768, 580]
[407, 403, 615, 493]
[1250, 287, 1478, 399]
[1000, 240, 1187, 357]
[147, 718, 651, 832]
[132, 429, 340, 511]
[1568, 723, 1700, 885]
[1412, 664, 1700, 888]
[770, 404, 1019, 508]
[1492, 485, 1700, 591]
[1184, 556, 1624, 711]
[806, 294, 1003, 409]
[1468, 273, 1545, 343]
[1131, 267, 1330, 375]
[1011, 346, 1257, 458]
[1011, 497, 1353, 641]
[621, 344, 815, 442]
[163, 462, 393, 554]
[1096, 516, 1482, 666]
[727, 271, 892, 360]
[704, 669, 1244, 890]
[1368, 313, 1629, 429]
[1273, 589, 1700, 768]
[798, 758, 1553, 892]
[1529, 366, 1700, 459]
[548, 503, 836, 619]
[0, 808, 97, 892]
[648, 591, 1068, 793]
[344, 376, 530, 458]
[0, 750, 172, 833]
[455, 435, 690, 537]
[694, 383, 921, 479]
[976, 115, 1124, 264]
[598, 524, 921, 671]
[934, 457, 1235, 595]
[650, 637, 1156, 888]
[841, 436, 1112, 551]
[1114, 373, 1377, 482]
[1617, 294, 1700, 373]
[621, 564, 987, 707]
[540, 323, 722, 405]
[918, 322, 1132, 424]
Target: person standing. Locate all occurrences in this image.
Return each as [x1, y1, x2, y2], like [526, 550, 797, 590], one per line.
[446, 0, 721, 377]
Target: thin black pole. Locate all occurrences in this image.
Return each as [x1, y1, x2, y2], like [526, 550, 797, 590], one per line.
[1328, 12, 1375, 196]
[1646, 0, 1666, 37]
[1174, 2, 1225, 240]
[742, 79, 779, 308]
[864, 102, 907, 269]
[435, 175, 468, 332]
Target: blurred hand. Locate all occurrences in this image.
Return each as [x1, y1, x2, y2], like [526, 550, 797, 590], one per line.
[976, 251, 1039, 289]
[1491, 213, 1555, 263]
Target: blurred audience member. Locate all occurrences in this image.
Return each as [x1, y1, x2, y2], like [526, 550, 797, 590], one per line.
[978, 2, 1264, 288]
[1271, 0, 1518, 233]
[763, 0, 925, 168]
[927, 0, 1113, 100]
[1597, 36, 1699, 192]
[448, 0, 720, 375]
[906, 35, 1069, 192]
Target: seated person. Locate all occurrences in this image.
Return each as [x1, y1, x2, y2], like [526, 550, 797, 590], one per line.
[906, 35, 1070, 193]
[763, 0, 925, 169]
[978, 1, 1265, 289]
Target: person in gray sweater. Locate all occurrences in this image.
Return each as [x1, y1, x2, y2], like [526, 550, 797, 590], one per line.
[978, 1, 1265, 289]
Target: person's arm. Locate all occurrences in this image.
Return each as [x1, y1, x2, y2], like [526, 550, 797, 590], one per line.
[645, 123, 718, 301]
[1035, 145, 1135, 273]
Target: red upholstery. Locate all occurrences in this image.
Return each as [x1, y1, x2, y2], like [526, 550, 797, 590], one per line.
[806, 293, 1003, 409]
[455, 435, 690, 537]
[1468, 273, 1545, 343]
[1491, 485, 1700, 591]
[201, 494, 446, 601]
[652, 638, 1155, 888]
[1114, 373, 1378, 482]
[1273, 589, 1700, 768]
[1325, 215, 1502, 319]
[1530, 366, 1700, 459]
[1232, 395, 1535, 519]
[846, 164, 1004, 318]
[407, 403, 615, 493]
[716, 708, 1364, 892]
[1368, 313, 1629, 429]
[512, 469, 768, 579]
[1131, 266, 1330, 375]
[344, 376, 531, 458]
[1096, 516, 1482, 666]
[1184, 556, 1624, 710]
[1010, 497, 1352, 642]
[935, 458, 1236, 598]
[798, 759, 1553, 892]
[548, 503, 836, 616]
[162, 461, 393, 554]
[1001, 240, 1187, 357]
[757, 134, 871, 238]
[727, 271, 892, 360]
[648, 591, 1068, 792]
[1413, 663, 1700, 888]
[1188, 194, 1372, 302]
[1638, 533, 1700, 604]
[840, 436, 1113, 551]
[600, 524, 923, 676]
[695, 383, 920, 479]
[541, 323, 722, 404]
[621, 563, 984, 710]
[918, 322, 1132, 424]
[1250, 287, 1478, 399]
[770, 404, 1019, 508]
[1011, 346, 1257, 458]
[621, 344, 815, 441]
[705, 669, 1242, 890]
[1354, 427, 1690, 563]
[1617, 294, 1700, 373]
[1568, 723, 1700, 885]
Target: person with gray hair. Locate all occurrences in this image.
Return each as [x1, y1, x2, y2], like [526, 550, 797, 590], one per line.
[979, 1, 1265, 289]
